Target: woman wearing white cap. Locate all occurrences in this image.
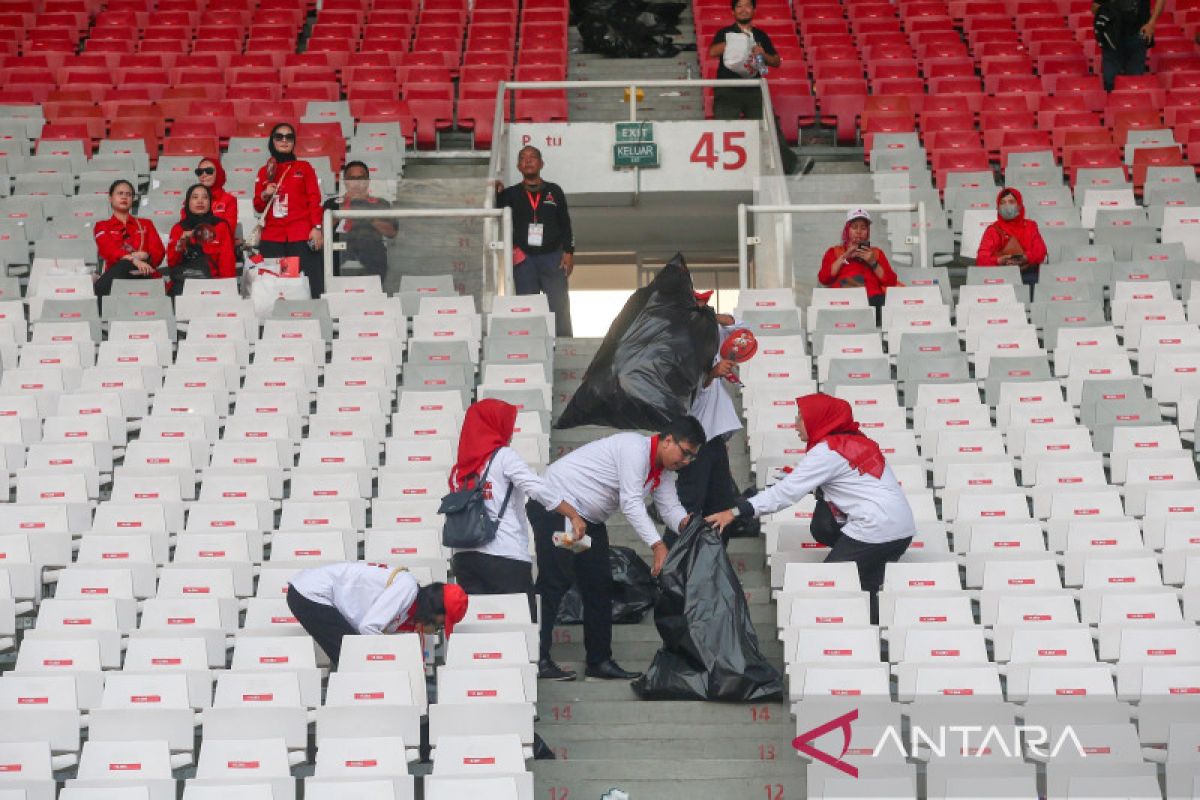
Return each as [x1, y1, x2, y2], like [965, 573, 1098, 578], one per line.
[818, 209, 898, 322]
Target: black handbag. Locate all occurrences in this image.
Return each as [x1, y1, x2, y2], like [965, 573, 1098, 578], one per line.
[175, 248, 213, 282]
[439, 451, 514, 549]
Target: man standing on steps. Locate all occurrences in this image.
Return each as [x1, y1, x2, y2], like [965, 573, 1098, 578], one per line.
[672, 291, 754, 544]
[707, 0, 805, 175]
[527, 417, 704, 682]
[495, 146, 575, 337]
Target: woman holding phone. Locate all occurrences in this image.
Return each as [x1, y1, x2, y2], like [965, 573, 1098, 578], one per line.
[818, 208, 898, 321]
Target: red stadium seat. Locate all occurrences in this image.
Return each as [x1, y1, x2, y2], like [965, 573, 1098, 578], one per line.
[998, 129, 1054, 165]
[178, 104, 236, 141]
[350, 99, 416, 145]
[108, 118, 159, 158]
[515, 63, 565, 82]
[980, 110, 1036, 155]
[101, 88, 155, 121]
[514, 87, 568, 124]
[933, 149, 991, 189]
[162, 135, 219, 157]
[1112, 109, 1164, 145]
[37, 124, 93, 156]
[815, 79, 868, 144]
[404, 83, 455, 148]
[458, 82, 508, 149]
[1131, 145, 1186, 194]
[870, 79, 926, 112]
[1064, 144, 1124, 184]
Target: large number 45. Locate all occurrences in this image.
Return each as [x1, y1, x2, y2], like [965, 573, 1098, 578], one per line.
[690, 131, 748, 170]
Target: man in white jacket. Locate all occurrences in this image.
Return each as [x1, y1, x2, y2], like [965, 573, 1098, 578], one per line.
[530, 416, 704, 681]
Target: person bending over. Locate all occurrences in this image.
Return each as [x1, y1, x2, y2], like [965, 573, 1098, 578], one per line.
[707, 393, 914, 621]
[287, 561, 467, 667]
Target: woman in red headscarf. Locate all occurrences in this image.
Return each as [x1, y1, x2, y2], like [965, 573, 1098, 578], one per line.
[189, 155, 239, 238]
[449, 398, 589, 606]
[818, 209, 899, 318]
[707, 393, 915, 612]
[975, 187, 1048, 295]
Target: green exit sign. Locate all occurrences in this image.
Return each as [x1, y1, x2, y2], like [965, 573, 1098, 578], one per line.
[613, 142, 660, 168]
[615, 121, 654, 143]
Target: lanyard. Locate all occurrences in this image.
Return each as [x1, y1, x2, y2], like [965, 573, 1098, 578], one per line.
[120, 216, 144, 254]
[526, 188, 542, 223]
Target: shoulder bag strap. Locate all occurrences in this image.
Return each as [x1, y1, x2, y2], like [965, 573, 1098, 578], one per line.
[479, 449, 516, 520]
[257, 163, 294, 227]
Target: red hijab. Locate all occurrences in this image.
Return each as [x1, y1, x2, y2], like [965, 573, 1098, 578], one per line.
[450, 398, 518, 490]
[796, 393, 886, 479]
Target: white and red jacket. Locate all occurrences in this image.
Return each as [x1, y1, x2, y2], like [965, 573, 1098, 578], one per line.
[544, 432, 687, 547]
[290, 562, 419, 634]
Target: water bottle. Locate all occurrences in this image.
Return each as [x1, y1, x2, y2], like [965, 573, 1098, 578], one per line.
[754, 53, 769, 76]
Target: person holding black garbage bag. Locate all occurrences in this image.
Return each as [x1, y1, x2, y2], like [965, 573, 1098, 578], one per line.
[529, 417, 704, 682]
[706, 393, 914, 622]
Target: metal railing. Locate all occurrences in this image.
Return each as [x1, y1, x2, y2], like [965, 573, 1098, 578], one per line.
[737, 202, 929, 289]
[321, 206, 513, 304]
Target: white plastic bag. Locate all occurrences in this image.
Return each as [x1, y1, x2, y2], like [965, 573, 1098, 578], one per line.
[245, 262, 310, 317]
[721, 31, 755, 77]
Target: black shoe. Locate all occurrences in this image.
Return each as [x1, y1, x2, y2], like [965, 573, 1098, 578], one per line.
[584, 658, 643, 681]
[538, 658, 577, 681]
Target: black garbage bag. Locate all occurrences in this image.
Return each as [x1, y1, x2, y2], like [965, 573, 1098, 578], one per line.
[632, 517, 783, 701]
[556, 546, 659, 625]
[556, 253, 718, 430]
[573, 0, 684, 56]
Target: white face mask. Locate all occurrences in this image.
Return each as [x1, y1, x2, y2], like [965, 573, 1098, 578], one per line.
[999, 204, 1019, 221]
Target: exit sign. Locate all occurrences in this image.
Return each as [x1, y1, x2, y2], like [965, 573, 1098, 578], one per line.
[615, 122, 654, 143]
[613, 142, 660, 167]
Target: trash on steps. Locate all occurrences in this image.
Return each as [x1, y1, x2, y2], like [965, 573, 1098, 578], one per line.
[632, 516, 783, 701]
[556, 545, 660, 625]
[573, 0, 686, 58]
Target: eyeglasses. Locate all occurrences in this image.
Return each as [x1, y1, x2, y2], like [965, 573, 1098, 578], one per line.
[272, 132, 296, 141]
[194, 167, 216, 176]
[676, 441, 700, 463]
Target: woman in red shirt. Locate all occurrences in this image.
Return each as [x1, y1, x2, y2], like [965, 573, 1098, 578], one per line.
[92, 179, 166, 297]
[167, 184, 237, 295]
[189, 156, 239, 241]
[818, 208, 898, 320]
[253, 122, 326, 296]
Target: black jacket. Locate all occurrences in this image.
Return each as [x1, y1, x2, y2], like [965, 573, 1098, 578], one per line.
[496, 181, 574, 255]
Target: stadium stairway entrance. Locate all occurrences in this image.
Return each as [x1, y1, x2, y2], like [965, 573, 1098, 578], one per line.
[534, 338, 798, 799]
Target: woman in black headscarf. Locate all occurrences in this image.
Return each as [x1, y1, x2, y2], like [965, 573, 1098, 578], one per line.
[252, 122, 326, 296]
[167, 184, 236, 295]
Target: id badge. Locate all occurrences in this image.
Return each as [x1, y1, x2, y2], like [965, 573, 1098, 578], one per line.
[273, 194, 288, 218]
[527, 223, 544, 247]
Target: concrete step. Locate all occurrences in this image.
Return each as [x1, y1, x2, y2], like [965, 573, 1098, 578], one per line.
[546, 635, 784, 664]
[537, 728, 796, 761]
[535, 774, 805, 800]
[535, 697, 788, 725]
[534, 759, 802, 783]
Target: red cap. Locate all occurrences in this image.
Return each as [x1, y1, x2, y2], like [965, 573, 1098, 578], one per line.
[443, 584, 468, 636]
[694, 290, 714, 305]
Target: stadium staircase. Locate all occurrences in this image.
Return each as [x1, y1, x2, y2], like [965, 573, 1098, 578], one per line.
[534, 336, 799, 800]
[566, 3, 702, 124]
